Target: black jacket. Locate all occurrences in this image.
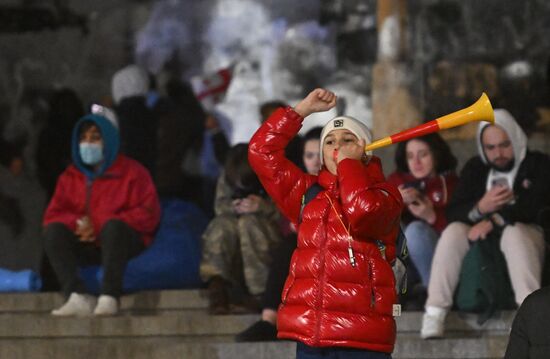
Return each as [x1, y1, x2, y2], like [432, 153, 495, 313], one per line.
[504, 286, 550, 359]
[447, 151, 550, 230]
[115, 96, 158, 176]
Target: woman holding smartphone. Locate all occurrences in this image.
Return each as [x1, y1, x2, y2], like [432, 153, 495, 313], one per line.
[387, 134, 458, 293]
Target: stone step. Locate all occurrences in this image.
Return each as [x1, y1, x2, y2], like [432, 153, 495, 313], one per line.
[0, 291, 517, 335]
[0, 289, 208, 313]
[0, 310, 513, 338]
[0, 311, 256, 338]
[0, 336, 508, 359]
[396, 311, 515, 333]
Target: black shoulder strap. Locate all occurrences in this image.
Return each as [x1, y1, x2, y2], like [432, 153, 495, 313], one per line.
[299, 183, 323, 224]
[396, 225, 409, 261]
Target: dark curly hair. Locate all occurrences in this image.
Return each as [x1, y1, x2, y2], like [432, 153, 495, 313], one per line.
[260, 100, 288, 123]
[224, 143, 264, 198]
[394, 133, 457, 175]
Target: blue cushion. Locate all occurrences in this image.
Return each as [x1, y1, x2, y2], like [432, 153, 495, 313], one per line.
[0, 268, 42, 292]
[80, 199, 208, 294]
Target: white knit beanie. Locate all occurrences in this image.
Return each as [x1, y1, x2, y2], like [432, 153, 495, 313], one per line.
[91, 104, 119, 129]
[111, 65, 149, 105]
[319, 116, 373, 165]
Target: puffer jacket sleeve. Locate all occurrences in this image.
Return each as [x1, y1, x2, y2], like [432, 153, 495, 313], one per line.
[108, 164, 161, 235]
[43, 170, 82, 231]
[337, 157, 403, 239]
[248, 107, 315, 224]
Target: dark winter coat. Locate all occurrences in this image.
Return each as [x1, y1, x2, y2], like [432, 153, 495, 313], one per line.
[447, 151, 550, 228]
[504, 286, 550, 359]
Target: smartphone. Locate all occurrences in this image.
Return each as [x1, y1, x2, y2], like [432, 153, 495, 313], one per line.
[491, 177, 509, 188]
[403, 180, 425, 192]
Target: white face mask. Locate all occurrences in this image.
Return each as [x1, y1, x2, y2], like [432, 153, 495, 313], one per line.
[79, 142, 104, 165]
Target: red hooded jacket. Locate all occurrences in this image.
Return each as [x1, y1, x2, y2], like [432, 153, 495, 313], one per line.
[249, 107, 403, 352]
[43, 155, 161, 246]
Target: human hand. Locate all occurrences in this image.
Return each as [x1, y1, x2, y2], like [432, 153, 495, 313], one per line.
[75, 216, 95, 242]
[234, 195, 262, 214]
[294, 88, 337, 118]
[335, 138, 366, 164]
[408, 196, 436, 224]
[205, 114, 220, 130]
[467, 220, 494, 241]
[398, 185, 422, 206]
[477, 186, 515, 214]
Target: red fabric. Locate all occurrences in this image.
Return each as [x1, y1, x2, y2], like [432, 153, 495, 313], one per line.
[249, 107, 403, 353]
[43, 155, 161, 246]
[387, 171, 457, 233]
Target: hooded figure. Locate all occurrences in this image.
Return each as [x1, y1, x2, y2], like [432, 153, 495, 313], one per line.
[476, 109, 527, 191]
[111, 65, 149, 105]
[421, 108, 550, 340]
[43, 113, 161, 317]
[111, 65, 157, 176]
[70, 114, 120, 180]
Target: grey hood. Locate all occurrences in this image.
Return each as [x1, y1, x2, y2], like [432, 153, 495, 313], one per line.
[476, 109, 527, 190]
[476, 108, 527, 166]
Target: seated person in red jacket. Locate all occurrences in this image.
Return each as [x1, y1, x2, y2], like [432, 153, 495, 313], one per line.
[387, 134, 458, 290]
[43, 113, 161, 316]
[249, 89, 403, 358]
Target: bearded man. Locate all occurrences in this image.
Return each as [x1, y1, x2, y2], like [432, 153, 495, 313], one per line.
[421, 109, 550, 339]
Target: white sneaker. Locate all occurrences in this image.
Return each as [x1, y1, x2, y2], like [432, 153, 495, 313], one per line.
[52, 293, 96, 316]
[93, 295, 119, 316]
[420, 306, 447, 339]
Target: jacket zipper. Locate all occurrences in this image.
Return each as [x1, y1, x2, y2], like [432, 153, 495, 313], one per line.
[368, 260, 375, 308]
[85, 179, 92, 217]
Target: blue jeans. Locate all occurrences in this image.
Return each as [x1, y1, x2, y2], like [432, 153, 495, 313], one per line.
[296, 342, 392, 359]
[404, 220, 438, 287]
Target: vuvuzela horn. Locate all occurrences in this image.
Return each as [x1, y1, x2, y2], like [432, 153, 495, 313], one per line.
[365, 93, 495, 152]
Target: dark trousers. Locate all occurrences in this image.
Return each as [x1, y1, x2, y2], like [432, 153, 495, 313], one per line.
[44, 220, 144, 298]
[261, 234, 297, 310]
[296, 342, 392, 359]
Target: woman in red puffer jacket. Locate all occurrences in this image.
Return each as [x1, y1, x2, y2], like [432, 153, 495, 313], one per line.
[249, 89, 403, 358]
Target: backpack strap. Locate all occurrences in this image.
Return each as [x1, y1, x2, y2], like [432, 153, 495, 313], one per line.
[377, 225, 409, 295]
[299, 183, 323, 224]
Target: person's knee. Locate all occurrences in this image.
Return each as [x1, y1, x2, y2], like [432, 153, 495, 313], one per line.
[207, 214, 237, 229]
[440, 222, 469, 243]
[101, 219, 128, 233]
[405, 221, 432, 240]
[237, 214, 260, 229]
[202, 215, 238, 245]
[99, 220, 132, 246]
[432, 222, 471, 262]
[501, 223, 545, 255]
[43, 223, 73, 248]
[501, 223, 534, 241]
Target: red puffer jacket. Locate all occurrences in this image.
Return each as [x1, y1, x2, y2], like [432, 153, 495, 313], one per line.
[249, 107, 403, 353]
[43, 155, 161, 246]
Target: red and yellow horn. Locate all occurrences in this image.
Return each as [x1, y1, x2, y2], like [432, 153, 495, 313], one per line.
[365, 93, 494, 152]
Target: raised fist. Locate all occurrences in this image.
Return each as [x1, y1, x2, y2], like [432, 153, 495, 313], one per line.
[294, 88, 337, 118]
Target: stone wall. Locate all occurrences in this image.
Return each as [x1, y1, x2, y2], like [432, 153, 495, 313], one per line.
[0, 0, 151, 115]
[373, 0, 550, 139]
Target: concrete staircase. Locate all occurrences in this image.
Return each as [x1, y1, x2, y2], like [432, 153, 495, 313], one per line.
[0, 290, 512, 359]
